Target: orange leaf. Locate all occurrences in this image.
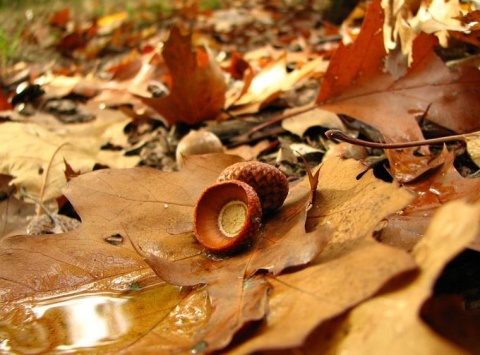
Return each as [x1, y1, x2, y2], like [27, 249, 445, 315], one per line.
[140, 26, 226, 125]
[317, 0, 480, 143]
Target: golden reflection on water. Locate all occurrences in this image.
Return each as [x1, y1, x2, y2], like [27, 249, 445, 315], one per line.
[33, 295, 129, 350]
[1, 282, 184, 354]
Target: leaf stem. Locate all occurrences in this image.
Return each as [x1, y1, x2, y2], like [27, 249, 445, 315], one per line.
[325, 129, 475, 149]
[38, 143, 69, 216]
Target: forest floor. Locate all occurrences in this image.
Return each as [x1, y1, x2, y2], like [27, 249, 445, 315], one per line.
[1, 1, 480, 354]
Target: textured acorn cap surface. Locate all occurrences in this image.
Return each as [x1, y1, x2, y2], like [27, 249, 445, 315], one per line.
[193, 180, 262, 254]
[217, 161, 289, 212]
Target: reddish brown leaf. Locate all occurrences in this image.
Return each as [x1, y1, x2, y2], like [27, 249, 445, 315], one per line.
[229, 239, 416, 354]
[380, 148, 480, 251]
[139, 25, 226, 125]
[317, 0, 480, 143]
[0, 91, 12, 111]
[0, 154, 241, 301]
[49, 8, 71, 28]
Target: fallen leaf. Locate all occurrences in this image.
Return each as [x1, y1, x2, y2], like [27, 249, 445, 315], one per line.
[380, 149, 480, 251]
[318, 0, 480, 183]
[228, 159, 415, 353]
[0, 154, 243, 353]
[317, 0, 480, 144]
[146, 157, 414, 353]
[229, 54, 327, 115]
[92, 50, 168, 121]
[0, 111, 138, 202]
[49, 8, 71, 28]
[0, 91, 12, 111]
[281, 105, 346, 137]
[382, 0, 472, 68]
[0, 175, 35, 238]
[309, 199, 480, 355]
[139, 25, 227, 125]
[465, 134, 480, 167]
[0, 144, 414, 354]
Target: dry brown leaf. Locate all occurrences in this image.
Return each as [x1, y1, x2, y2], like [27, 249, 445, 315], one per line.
[465, 134, 480, 168]
[317, 0, 480, 144]
[0, 175, 35, 238]
[0, 154, 243, 353]
[309, 199, 480, 355]
[0, 114, 138, 202]
[281, 105, 346, 137]
[228, 159, 416, 354]
[91, 50, 168, 121]
[0, 154, 241, 299]
[139, 25, 227, 125]
[382, 0, 471, 68]
[145, 157, 413, 353]
[0, 154, 414, 353]
[318, 0, 480, 183]
[381, 149, 480, 251]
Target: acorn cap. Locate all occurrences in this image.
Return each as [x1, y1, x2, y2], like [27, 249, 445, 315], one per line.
[217, 161, 289, 213]
[193, 180, 262, 254]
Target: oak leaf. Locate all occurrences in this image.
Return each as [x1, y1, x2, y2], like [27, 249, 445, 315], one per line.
[317, 0, 480, 144]
[139, 25, 227, 125]
[308, 199, 480, 355]
[0, 113, 138, 202]
[228, 158, 416, 353]
[145, 157, 414, 353]
[318, 0, 480, 182]
[0, 154, 242, 353]
[380, 148, 480, 251]
[0, 155, 414, 353]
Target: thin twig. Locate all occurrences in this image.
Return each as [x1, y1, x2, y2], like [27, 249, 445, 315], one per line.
[21, 187, 68, 232]
[38, 142, 69, 216]
[228, 104, 317, 146]
[325, 129, 476, 149]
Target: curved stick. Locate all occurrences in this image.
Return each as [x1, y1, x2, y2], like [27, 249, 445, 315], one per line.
[325, 130, 471, 149]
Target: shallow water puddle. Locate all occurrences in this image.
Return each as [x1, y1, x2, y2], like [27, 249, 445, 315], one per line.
[1, 282, 184, 354]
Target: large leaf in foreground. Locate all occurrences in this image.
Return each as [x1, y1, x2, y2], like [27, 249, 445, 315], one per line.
[228, 160, 416, 353]
[0, 154, 240, 353]
[0, 155, 414, 353]
[145, 158, 415, 353]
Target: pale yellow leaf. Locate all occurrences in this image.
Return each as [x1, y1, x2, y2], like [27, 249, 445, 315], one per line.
[465, 134, 480, 168]
[0, 115, 138, 202]
[282, 106, 345, 137]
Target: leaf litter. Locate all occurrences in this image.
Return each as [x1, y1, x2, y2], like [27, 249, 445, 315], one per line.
[0, 0, 480, 353]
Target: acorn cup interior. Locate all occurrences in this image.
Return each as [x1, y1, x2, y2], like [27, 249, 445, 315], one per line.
[193, 180, 262, 253]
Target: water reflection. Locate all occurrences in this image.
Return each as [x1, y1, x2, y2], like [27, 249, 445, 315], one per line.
[1, 282, 184, 354]
[33, 295, 129, 350]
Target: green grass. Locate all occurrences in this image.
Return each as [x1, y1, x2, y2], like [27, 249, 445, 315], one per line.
[0, 23, 23, 75]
